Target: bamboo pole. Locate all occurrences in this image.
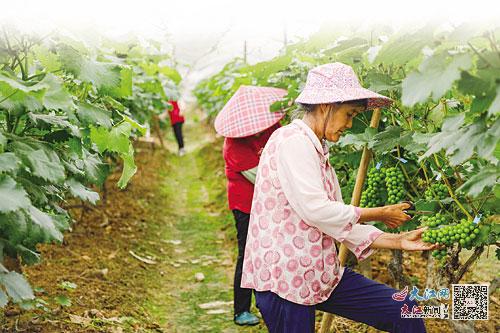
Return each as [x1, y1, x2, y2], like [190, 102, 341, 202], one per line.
[319, 108, 382, 333]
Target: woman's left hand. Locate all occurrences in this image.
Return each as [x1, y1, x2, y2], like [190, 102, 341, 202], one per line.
[400, 227, 439, 251]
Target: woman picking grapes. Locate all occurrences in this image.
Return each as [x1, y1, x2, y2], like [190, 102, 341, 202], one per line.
[241, 63, 438, 333]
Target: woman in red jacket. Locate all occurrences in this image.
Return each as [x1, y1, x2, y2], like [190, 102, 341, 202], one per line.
[215, 85, 287, 326]
[167, 100, 185, 156]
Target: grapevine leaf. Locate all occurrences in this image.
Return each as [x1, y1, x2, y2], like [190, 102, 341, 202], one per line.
[339, 127, 377, 148]
[0, 73, 45, 111]
[81, 149, 108, 186]
[457, 166, 499, 197]
[101, 67, 133, 98]
[427, 103, 446, 128]
[66, 178, 99, 204]
[29, 112, 80, 137]
[402, 53, 472, 106]
[40, 74, 75, 111]
[442, 113, 465, 131]
[121, 114, 146, 136]
[12, 142, 66, 183]
[117, 146, 136, 189]
[58, 45, 121, 90]
[32, 45, 62, 72]
[27, 206, 63, 242]
[488, 86, 500, 117]
[414, 199, 439, 212]
[0, 271, 34, 303]
[16, 245, 41, 265]
[369, 126, 404, 152]
[366, 72, 400, 93]
[76, 102, 112, 128]
[457, 71, 492, 97]
[374, 26, 434, 66]
[447, 122, 484, 165]
[0, 290, 7, 307]
[0, 153, 20, 173]
[0, 176, 31, 213]
[90, 123, 131, 154]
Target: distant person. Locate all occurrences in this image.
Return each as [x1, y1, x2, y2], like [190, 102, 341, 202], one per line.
[215, 85, 288, 326]
[160, 100, 185, 156]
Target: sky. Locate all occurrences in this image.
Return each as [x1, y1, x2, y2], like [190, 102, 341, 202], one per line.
[1, 0, 498, 99]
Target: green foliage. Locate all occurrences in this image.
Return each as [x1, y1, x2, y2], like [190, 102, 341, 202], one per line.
[0, 28, 181, 307]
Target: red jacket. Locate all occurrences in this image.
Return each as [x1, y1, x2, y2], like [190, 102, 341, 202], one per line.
[223, 123, 280, 214]
[168, 101, 185, 125]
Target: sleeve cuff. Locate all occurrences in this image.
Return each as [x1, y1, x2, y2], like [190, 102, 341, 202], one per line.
[343, 225, 383, 261]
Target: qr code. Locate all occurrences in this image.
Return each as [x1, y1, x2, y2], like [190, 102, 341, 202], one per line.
[452, 284, 489, 320]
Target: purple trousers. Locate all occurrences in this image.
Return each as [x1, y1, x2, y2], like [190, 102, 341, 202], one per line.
[255, 267, 426, 333]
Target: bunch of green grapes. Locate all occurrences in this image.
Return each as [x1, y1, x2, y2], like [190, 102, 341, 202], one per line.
[420, 212, 446, 227]
[385, 166, 406, 204]
[360, 167, 386, 208]
[423, 218, 480, 259]
[424, 183, 448, 200]
[432, 249, 448, 260]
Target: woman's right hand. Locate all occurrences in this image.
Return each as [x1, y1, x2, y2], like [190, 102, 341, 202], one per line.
[379, 203, 412, 229]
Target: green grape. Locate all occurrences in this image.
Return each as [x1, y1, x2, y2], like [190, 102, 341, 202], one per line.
[360, 167, 386, 208]
[422, 217, 480, 256]
[424, 183, 449, 201]
[384, 166, 406, 204]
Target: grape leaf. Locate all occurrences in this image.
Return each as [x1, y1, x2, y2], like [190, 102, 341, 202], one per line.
[76, 102, 112, 128]
[458, 166, 499, 197]
[66, 178, 99, 204]
[117, 146, 137, 189]
[81, 149, 108, 186]
[90, 123, 131, 154]
[488, 86, 500, 117]
[402, 53, 472, 106]
[0, 290, 8, 307]
[12, 142, 66, 183]
[0, 176, 31, 213]
[58, 44, 121, 91]
[27, 206, 63, 242]
[0, 153, 20, 173]
[29, 112, 80, 137]
[0, 271, 34, 303]
[40, 74, 75, 111]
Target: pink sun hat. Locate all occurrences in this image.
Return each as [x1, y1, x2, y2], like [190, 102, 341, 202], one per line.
[215, 85, 287, 138]
[295, 62, 392, 109]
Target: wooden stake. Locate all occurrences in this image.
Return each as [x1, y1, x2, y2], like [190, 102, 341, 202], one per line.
[152, 115, 165, 149]
[319, 108, 382, 333]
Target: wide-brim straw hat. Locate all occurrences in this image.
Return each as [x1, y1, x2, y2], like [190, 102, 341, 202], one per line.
[295, 62, 392, 109]
[215, 85, 287, 138]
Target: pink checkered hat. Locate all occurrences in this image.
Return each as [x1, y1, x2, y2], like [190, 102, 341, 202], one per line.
[215, 85, 287, 138]
[295, 62, 392, 109]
